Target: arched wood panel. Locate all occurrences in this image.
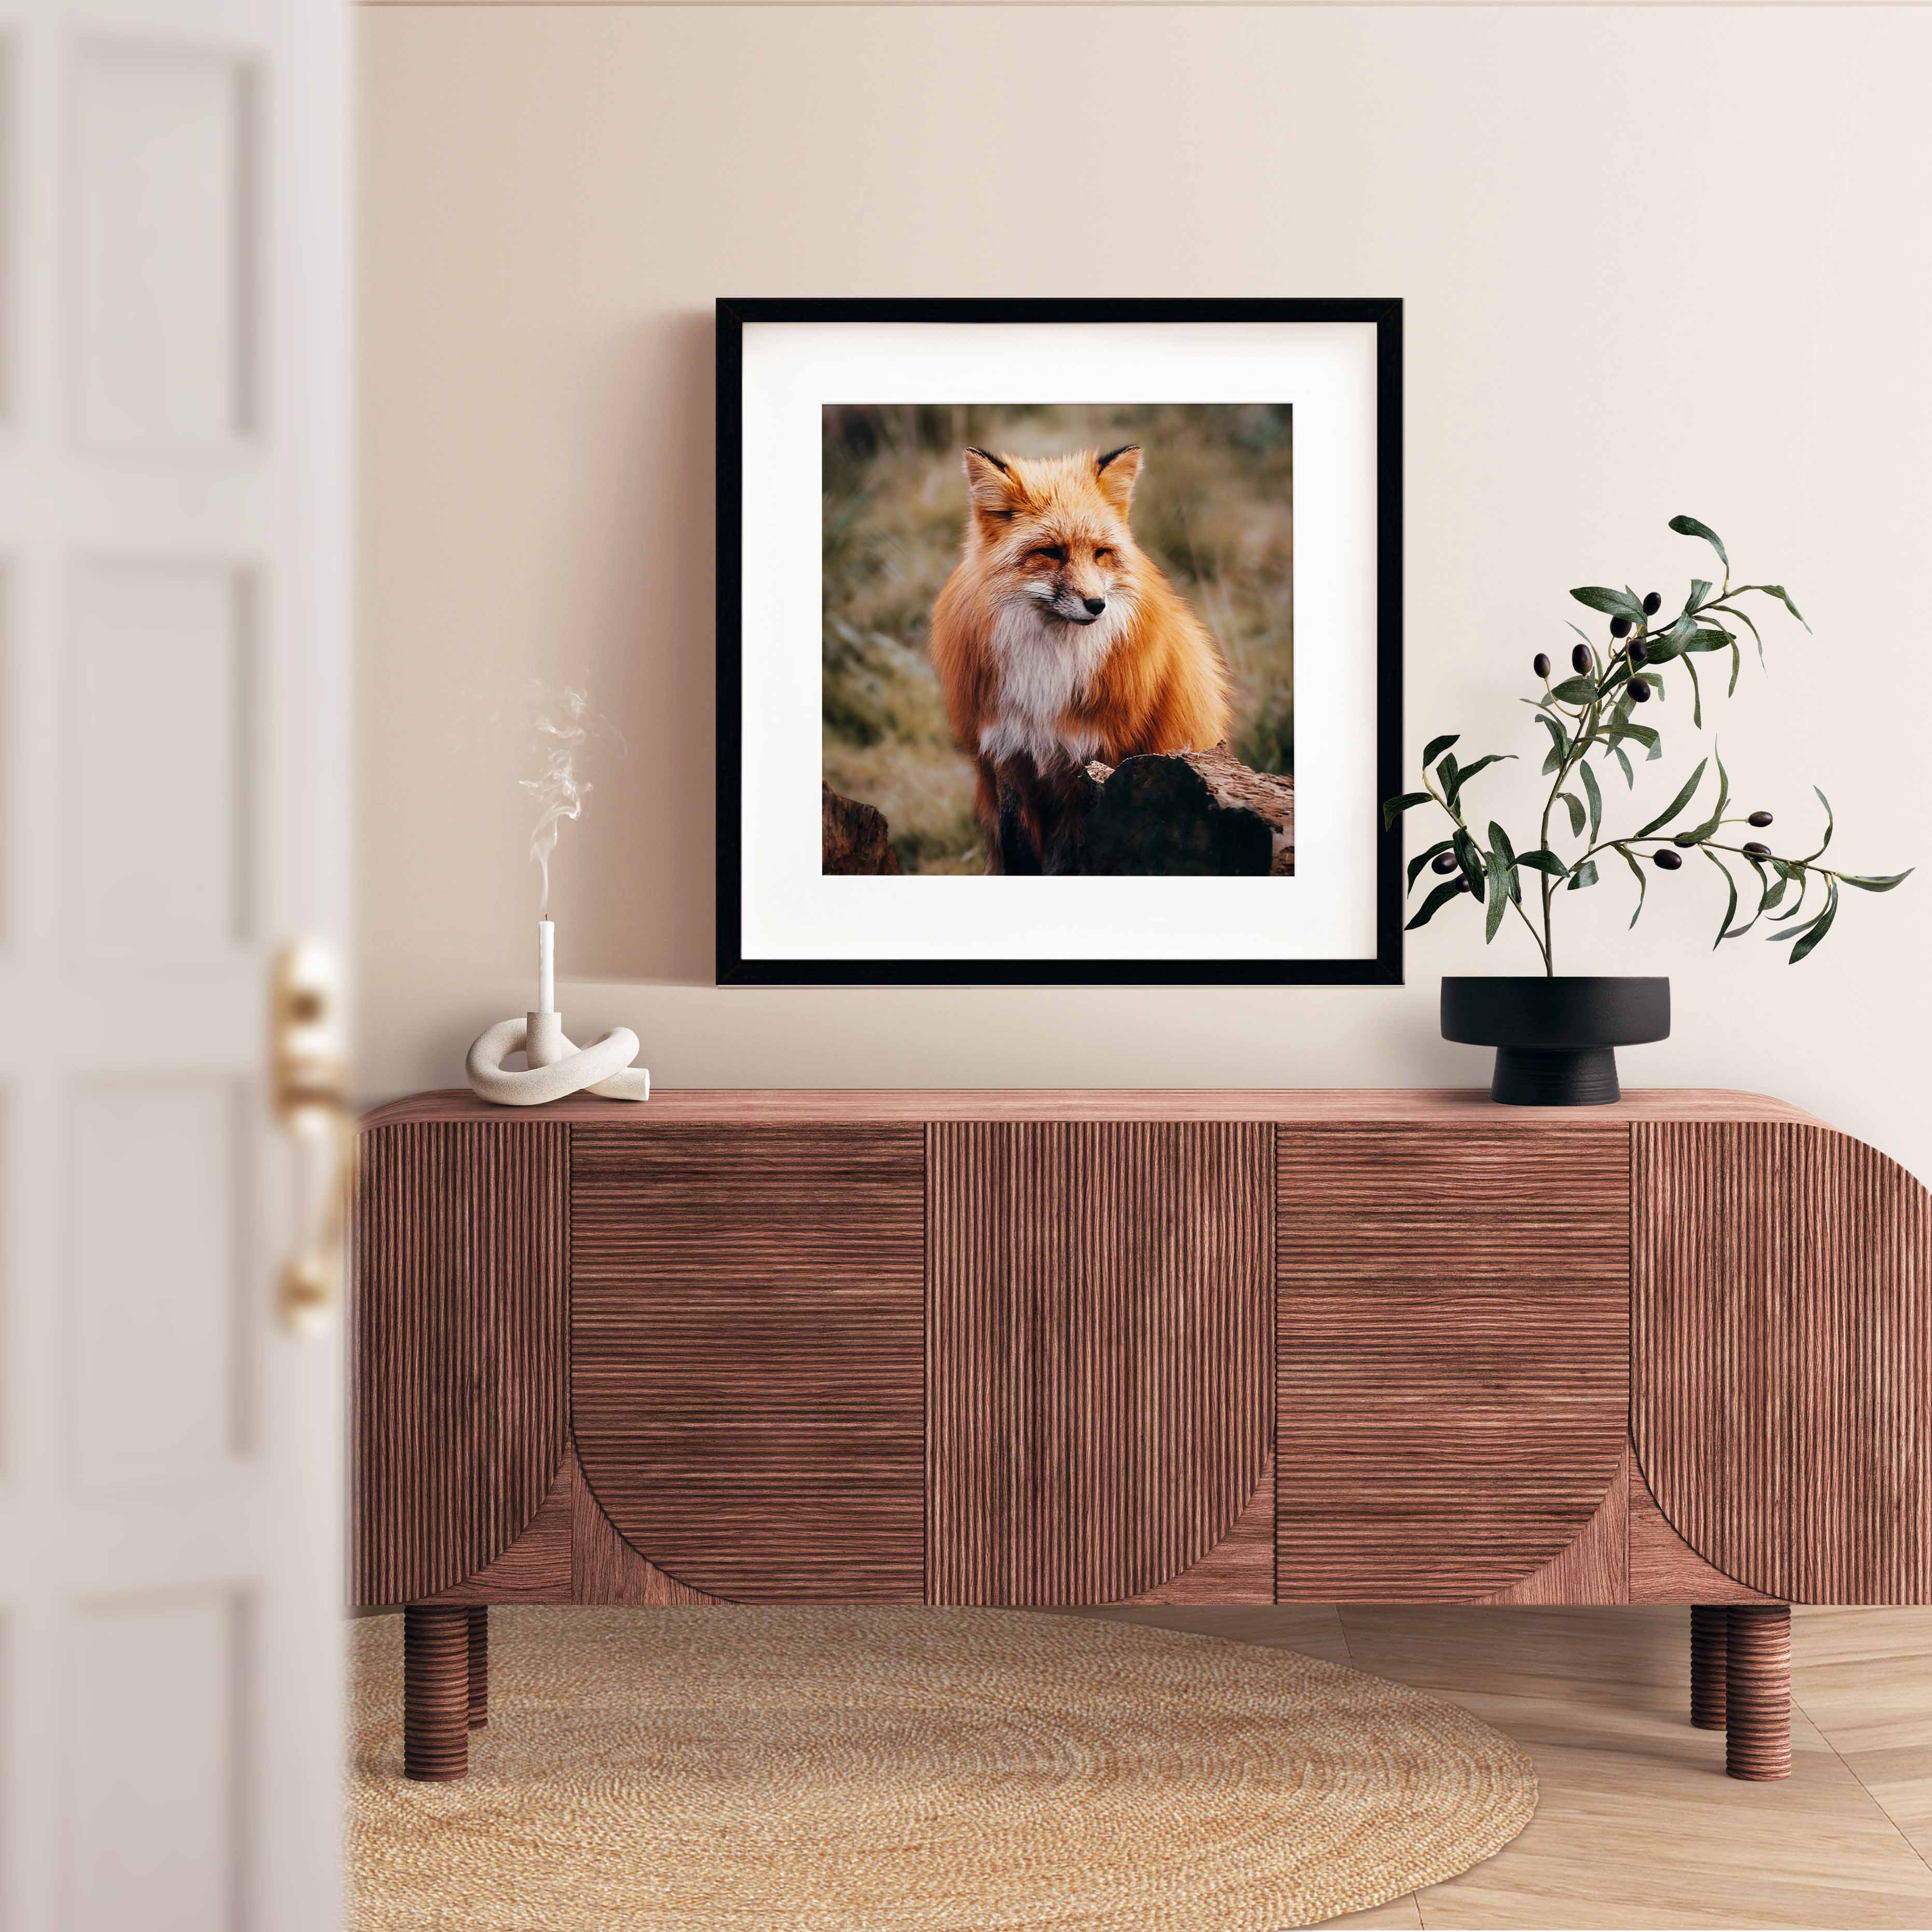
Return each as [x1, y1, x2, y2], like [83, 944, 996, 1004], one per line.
[1277, 1124, 1629, 1600]
[571, 1123, 927, 1602]
[927, 1120, 1274, 1605]
[1633, 1120, 1932, 1603]
[350, 1121, 569, 1606]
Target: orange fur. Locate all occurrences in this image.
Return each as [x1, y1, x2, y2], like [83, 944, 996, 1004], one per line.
[929, 443, 1232, 872]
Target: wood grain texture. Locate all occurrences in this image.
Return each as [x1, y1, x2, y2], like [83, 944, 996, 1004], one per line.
[1634, 1121, 1932, 1604]
[364, 1088, 1820, 1131]
[572, 1124, 926, 1602]
[1123, 1460, 1277, 1606]
[1628, 1451, 1776, 1605]
[928, 1120, 1274, 1606]
[1691, 1605, 1728, 1730]
[1277, 1124, 1630, 1601]
[402, 1605, 470, 1781]
[571, 1448, 719, 1606]
[351, 1121, 569, 1607]
[466, 1607, 488, 1728]
[423, 1452, 574, 1605]
[1727, 1604, 1794, 1780]
[1480, 1450, 1629, 1606]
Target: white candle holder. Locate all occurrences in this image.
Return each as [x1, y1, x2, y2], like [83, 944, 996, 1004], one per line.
[465, 920, 650, 1106]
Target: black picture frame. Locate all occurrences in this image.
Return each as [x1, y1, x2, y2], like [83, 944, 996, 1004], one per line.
[716, 297, 1404, 987]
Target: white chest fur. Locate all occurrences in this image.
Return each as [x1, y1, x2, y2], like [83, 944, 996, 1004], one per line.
[978, 595, 1125, 770]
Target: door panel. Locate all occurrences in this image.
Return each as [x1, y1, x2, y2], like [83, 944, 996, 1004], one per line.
[1277, 1124, 1629, 1601]
[0, 0, 350, 1919]
[927, 1120, 1274, 1606]
[571, 1123, 927, 1602]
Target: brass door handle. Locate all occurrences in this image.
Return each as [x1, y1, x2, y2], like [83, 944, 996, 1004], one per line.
[271, 940, 352, 1332]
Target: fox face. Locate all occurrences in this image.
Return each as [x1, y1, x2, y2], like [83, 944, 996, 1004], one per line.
[963, 443, 1141, 633]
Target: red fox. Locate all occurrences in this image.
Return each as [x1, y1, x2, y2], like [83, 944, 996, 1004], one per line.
[929, 443, 1232, 872]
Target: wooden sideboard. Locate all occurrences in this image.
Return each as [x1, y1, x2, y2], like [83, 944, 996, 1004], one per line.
[352, 1088, 1932, 1785]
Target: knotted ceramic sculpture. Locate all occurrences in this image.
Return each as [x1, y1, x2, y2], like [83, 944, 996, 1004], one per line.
[465, 1009, 650, 1105]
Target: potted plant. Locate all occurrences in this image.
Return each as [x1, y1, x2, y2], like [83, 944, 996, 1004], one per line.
[1387, 516, 1910, 1105]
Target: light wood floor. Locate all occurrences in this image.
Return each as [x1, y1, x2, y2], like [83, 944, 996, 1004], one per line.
[1077, 1604, 1932, 1930]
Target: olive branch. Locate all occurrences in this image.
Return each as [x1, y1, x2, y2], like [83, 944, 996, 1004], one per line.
[1385, 516, 1911, 975]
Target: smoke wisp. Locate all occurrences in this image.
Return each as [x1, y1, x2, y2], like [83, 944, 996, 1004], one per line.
[519, 685, 609, 918]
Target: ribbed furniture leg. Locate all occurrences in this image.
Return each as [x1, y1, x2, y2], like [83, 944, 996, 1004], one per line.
[1690, 1605, 1729, 1730]
[1725, 1603, 1792, 1781]
[404, 1604, 470, 1781]
[467, 1605, 489, 1730]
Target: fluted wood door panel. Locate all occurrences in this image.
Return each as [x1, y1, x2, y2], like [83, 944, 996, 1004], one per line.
[928, 1120, 1274, 1606]
[571, 1124, 926, 1602]
[351, 1122, 570, 1606]
[1277, 1124, 1629, 1601]
[1634, 1120, 1932, 1603]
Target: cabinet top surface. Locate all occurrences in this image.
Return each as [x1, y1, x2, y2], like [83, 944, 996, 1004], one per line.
[360, 1087, 1820, 1131]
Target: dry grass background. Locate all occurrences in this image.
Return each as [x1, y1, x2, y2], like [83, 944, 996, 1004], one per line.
[823, 404, 1295, 874]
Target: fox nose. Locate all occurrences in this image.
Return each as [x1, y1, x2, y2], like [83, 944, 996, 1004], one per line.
[1082, 596, 1107, 617]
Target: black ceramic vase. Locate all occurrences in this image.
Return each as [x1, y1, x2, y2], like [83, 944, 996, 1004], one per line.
[1440, 976, 1671, 1106]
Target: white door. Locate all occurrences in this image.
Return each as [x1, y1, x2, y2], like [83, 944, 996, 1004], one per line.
[0, 0, 351, 1918]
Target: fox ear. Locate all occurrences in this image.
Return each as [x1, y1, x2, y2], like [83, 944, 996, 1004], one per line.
[1094, 444, 1143, 513]
[963, 447, 1022, 523]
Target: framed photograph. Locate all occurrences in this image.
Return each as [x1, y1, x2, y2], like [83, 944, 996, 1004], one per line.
[716, 298, 1402, 986]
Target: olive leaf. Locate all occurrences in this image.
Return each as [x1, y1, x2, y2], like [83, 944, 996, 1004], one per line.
[1514, 849, 1569, 876]
[1633, 756, 1709, 840]
[1704, 849, 1739, 948]
[1571, 585, 1645, 619]
[1789, 881, 1841, 964]
[1483, 848, 1511, 942]
[1566, 859, 1600, 892]
[1684, 653, 1704, 730]
[1422, 733, 1460, 767]
[1452, 828, 1488, 900]
[1683, 749, 1730, 843]
[1405, 877, 1467, 930]
[1803, 786, 1834, 861]
[1613, 744, 1636, 789]
[1580, 759, 1603, 841]
[1561, 791, 1586, 838]
[1761, 585, 1810, 631]
[1839, 870, 1915, 892]
[1407, 838, 1454, 892]
[1383, 791, 1431, 830]
[1548, 675, 1597, 706]
[1490, 821, 1522, 905]
[1669, 514, 1729, 573]
[1617, 843, 1648, 928]
[1534, 713, 1569, 774]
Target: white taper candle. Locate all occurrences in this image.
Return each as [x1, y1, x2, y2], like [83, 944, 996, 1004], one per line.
[538, 919, 555, 1014]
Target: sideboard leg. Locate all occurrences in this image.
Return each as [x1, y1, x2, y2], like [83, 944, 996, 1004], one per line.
[1725, 1603, 1792, 1781]
[1690, 1605, 1729, 1730]
[467, 1605, 489, 1730]
[403, 1604, 471, 1781]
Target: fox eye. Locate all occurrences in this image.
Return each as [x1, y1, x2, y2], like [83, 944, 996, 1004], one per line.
[1033, 544, 1068, 565]
[1094, 547, 1114, 563]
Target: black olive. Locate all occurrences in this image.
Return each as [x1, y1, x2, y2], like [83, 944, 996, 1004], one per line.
[1533, 652, 1551, 680]
[1744, 840, 1772, 859]
[1643, 591, 1662, 616]
[1748, 810, 1773, 828]
[1654, 848, 1684, 871]
[1573, 643, 1594, 673]
[1630, 679, 1652, 703]
[1673, 832, 1700, 847]
[1431, 850, 1459, 874]
[1609, 616, 1632, 640]
[1627, 639, 1647, 666]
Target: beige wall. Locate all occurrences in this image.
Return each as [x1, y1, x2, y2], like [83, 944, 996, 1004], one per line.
[360, 5, 1932, 1176]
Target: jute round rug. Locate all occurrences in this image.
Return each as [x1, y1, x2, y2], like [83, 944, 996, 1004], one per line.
[350, 1607, 1535, 1931]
